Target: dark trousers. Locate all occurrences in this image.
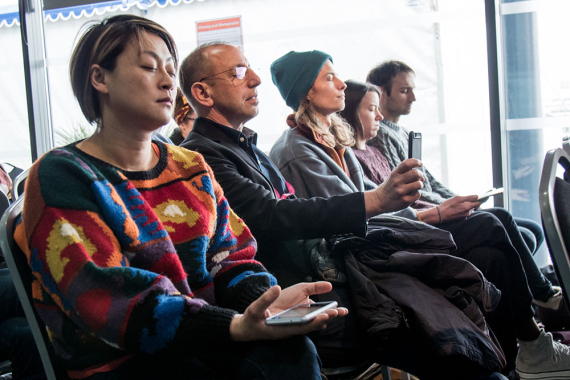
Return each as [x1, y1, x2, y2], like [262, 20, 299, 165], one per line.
[515, 217, 545, 254]
[438, 211, 536, 370]
[0, 269, 46, 380]
[366, 326, 508, 380]
[87, 334, 321, 380]
[482, 208, 553, 302]
[314, 286, 505, 380]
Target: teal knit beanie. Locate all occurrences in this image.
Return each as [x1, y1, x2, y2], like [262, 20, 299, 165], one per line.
[271, 50, 333, 111]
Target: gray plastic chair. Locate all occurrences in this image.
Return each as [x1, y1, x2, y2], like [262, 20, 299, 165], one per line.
[0, 191, 8, 222]
[539, 147, 570, 308]
[12, 168, 28, 201]
[0, 197, 64, 380]
[0, 163, 23, 184]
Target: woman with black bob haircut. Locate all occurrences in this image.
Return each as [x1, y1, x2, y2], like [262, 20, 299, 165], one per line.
[15, 15, 345, 380]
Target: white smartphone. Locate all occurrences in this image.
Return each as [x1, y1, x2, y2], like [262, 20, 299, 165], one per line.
[265, 301, 338, 326]
[477, 187, 504, 202]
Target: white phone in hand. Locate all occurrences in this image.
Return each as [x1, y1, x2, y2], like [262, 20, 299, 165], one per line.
[477, 187, 504, 203]
[265, 301, 338, 326]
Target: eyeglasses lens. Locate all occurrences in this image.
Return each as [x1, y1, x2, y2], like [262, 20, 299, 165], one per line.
[233, 67, 248, 85]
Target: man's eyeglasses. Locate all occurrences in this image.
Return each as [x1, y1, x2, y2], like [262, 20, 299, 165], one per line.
[199, 66, 248, 86]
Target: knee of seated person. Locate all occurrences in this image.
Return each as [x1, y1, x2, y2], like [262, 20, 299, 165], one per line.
[483, 208, 514, 225]
[252, 335, 319, 361]
[469, 212, 510, 241]
[280, 335, 320, 369]
[467, 246, 510, 278]
[519, 227, 537, 253]
[516, 218, 545, 246]
[241, 335, 320, 380]
[0, 317, 35, 348]
[287, 334, 319, 359]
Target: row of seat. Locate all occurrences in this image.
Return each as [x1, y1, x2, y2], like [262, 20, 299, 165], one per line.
[0, 166, 411, 379]
[1, 144, 569, 380]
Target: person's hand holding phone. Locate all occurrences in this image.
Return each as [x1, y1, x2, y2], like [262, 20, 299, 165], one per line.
[477, 188, 504, 203]
[366, 159, 425, 217]
[265, 301, 338, 325]
[415, 195, 480, 224]
[229, 282, 348, 342]
[441, 195, 480, 221]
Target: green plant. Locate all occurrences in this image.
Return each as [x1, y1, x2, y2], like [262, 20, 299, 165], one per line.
[54, 122, 95, 146]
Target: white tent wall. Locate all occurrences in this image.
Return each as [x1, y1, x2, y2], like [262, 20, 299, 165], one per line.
[0, 20, 32, 170]
[0, 0, 492, 196]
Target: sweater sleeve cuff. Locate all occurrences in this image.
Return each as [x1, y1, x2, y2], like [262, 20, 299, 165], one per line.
[225, 282, 272, 313]
[350, 192, 368, 237]
[174, 304, 237, 349]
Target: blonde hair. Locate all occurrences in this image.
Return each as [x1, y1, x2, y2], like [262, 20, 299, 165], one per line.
[295, 98, 355, 149]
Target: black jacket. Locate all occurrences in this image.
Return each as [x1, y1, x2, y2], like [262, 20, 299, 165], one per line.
[182, 117, 367, 286]
[341, 215, 505, 372]
[169, 127, 184, 146]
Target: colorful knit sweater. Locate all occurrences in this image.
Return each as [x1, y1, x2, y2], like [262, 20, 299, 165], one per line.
[15, 141, 276, 374]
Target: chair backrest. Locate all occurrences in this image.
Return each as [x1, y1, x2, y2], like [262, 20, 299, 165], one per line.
[0, 190, 9, 269]
[0, 191, 8, 221]
[0, 197, 60, 380]
[0, 163, 23, 183]
[12, 168, 29, 201]
[539, 147, 570, 308]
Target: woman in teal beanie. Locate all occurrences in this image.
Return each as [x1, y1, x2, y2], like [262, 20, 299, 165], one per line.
[270, 50, 354, 169]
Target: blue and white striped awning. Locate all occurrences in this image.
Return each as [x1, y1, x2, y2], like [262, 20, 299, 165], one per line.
[0, 0, 200, 28]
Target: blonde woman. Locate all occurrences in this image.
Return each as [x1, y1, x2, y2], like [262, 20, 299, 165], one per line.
[269, 51, 380, 200]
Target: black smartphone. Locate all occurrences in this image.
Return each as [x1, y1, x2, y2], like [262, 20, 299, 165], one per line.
[408, 131, 422, 160]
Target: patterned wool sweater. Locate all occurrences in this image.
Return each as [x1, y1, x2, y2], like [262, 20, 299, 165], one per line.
[15, 141, 276, 374]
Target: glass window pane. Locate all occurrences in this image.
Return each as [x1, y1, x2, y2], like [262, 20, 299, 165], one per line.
[41, 0, 492, 200]
[0, 0, 32, 170]
[500, 0, 569, 267]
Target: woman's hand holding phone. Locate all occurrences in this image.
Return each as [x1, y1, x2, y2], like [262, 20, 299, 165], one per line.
[477, 188, 504, 203]
[439, 195, 480, 221]
[229, 282, 348, 342]
[265, 301, 338, 325]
